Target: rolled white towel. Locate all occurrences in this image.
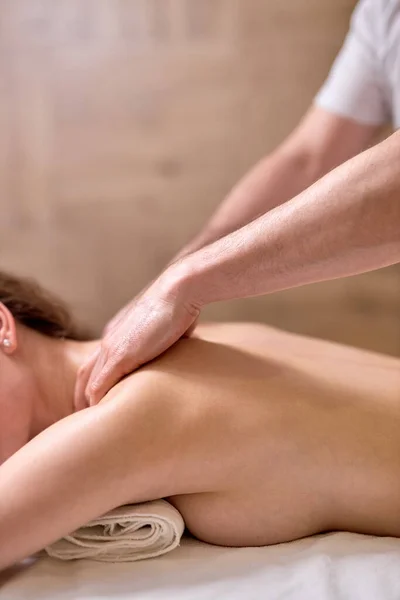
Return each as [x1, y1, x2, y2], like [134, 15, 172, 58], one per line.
[45, 500, 185, 563]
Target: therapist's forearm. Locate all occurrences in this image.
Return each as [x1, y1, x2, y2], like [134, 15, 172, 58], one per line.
[178, 131, 400, 305]
[175, 107, 376, 261]
[177, 146, 321, 258]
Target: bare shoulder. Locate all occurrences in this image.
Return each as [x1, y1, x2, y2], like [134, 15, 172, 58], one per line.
[194, 321, 291, 353]
[194, 322, 400, 400]
[195, 321, 400, 367]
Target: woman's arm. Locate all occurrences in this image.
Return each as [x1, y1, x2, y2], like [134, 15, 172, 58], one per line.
[0, 378, 173, 571]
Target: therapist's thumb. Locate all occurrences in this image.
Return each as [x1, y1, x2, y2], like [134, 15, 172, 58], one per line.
[74, 346, 101, 411]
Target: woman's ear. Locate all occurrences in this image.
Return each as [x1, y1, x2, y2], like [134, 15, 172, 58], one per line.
[0, 303, 18, 355]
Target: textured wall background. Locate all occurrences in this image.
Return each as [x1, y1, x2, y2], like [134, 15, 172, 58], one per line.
[0, 0, 399, 355]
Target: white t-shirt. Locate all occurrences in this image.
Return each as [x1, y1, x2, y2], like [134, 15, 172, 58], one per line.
[315, 0, 400, 127]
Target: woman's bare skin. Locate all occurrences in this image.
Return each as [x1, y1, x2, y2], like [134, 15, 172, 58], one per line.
[105, 322, 400, 546]
[0, 322, 399, 569]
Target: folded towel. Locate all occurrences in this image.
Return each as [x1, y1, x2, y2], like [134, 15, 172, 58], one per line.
[45, 500, 185, 563]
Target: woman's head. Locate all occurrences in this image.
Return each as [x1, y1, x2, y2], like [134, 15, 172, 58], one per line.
[0, 270, 86, 342]
[0, 270, 89, 463]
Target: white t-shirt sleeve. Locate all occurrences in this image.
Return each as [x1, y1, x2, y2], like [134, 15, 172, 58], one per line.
[315, 0, 391, 125]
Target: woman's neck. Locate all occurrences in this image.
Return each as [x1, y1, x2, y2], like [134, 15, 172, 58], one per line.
[24, 331, 99, 437]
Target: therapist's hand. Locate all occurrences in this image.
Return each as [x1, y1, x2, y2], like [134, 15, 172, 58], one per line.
[74, 265, 201, 410]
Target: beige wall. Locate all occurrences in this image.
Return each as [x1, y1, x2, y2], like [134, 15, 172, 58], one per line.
[0, 0, 399, 355]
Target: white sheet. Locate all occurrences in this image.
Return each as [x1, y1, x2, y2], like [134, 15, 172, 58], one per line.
[2, 532, 400, 599]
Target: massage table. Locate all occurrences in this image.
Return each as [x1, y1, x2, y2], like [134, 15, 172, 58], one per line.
[2, 532, 400, 599]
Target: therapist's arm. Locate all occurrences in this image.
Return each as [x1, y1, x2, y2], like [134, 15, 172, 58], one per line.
[77, 128, 400, 407]
[184, 128, 400, 304]
[102, 108, 377, 341]
[175, 106, 379, 258]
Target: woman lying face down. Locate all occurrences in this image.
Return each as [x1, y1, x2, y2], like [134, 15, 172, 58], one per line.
[0, 272, 97, 465]
[0, 270, 400, 571]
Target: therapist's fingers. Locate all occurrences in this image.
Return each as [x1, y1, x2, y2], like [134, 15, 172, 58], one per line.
[81, 266, 202, 406]
[85, 336, 140, 406]
[86, 309, 199, 406]
[74, 347, 101, 411]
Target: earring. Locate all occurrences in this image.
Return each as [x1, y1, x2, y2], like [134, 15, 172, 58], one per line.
[3, 339, 11, 348]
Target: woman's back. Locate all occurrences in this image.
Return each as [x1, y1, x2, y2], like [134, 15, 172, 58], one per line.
[1, 321, 400, 570]
[102, 323, 400, 546]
